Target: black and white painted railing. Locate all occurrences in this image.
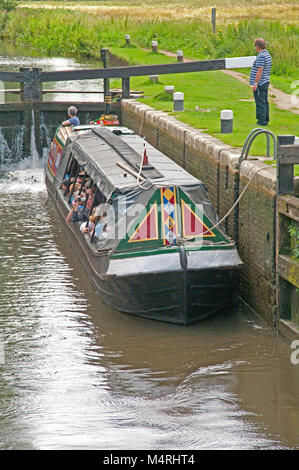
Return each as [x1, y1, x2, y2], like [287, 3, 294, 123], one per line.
[0, 56, 256, 102]
[0, 56, 256, 84]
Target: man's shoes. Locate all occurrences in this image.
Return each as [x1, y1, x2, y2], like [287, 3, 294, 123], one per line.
[257, 121, 268, 126]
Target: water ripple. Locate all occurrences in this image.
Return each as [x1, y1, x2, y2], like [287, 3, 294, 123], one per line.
[0, 168, 299, 449]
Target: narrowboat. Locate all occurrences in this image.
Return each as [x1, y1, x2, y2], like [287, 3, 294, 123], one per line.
[45, 123, 242, 324]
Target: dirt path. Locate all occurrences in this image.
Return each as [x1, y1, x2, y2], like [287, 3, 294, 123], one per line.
[152, 49, 299, 115]
[223, 70, 299, 115]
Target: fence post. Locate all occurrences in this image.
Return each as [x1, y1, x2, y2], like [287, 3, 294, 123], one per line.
[101, 48, 110, 112]
[122, 77, 130, 99]
[20, 67, 31, 102]
[211, 7, 216, 34]
[277, 135, 296, 194]
[31, 68, 42, 101]
[104, 93, 112, 115]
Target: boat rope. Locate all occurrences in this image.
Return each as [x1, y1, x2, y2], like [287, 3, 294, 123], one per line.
[197, 162, 277, 239]
[136, 142, 145, 188]
[139, 109, 147, 136]
[138, 108, 278, 241]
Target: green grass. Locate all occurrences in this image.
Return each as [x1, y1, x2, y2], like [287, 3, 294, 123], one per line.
[0, 4, 298, 164]
[111, 66, 299, 159]
[110, 48, 175, 66]
[0, 8, 298, 86]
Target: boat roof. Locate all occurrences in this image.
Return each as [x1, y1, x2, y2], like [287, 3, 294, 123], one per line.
[65, 125, 199, 196]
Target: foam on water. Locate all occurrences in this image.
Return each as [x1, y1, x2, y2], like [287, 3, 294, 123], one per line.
[0, 167, 45, 193]
[0, 109, 47, 192]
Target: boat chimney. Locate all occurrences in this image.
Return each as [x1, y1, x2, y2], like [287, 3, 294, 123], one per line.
[143, 145, 149, 167]
[141, 142, 154, 170]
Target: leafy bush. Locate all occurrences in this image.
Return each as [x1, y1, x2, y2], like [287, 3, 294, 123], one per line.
[0, 0, 17, 12]
[0, 9, 298, 83]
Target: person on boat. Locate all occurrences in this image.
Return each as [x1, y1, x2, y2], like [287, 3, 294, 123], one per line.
[80, 214, 98, 234]
[66, 196, 89, 223]
[62, 106, 80, 127]
[69, 179, 83, 203]
[96, 224, 111, 248]
[93, 211, 108, 241]
[61, 176, 72, 195]
[85, 187, 95, 211]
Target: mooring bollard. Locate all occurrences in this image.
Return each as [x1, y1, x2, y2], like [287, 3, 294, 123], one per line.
[149, 75, 159, 83]
[173, 92, 184, 111]
[221, 110, 233, 133]
[164, 85, 174, 94]
[177, 50, 184, 62]
[125, 34, 131, 45]
[152, 40, 158, 53]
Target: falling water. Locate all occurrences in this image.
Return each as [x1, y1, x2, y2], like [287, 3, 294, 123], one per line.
[0, 125, 26, 170]
[30, 110, 39, 169]
[0, 128, 11, 167]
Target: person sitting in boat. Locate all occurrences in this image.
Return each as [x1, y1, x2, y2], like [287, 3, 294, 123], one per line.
[61, 176, 72, 195]
[93, 211, 108, 241]
[80, 214, 98, 234]
[62, 106, 80, 127]
[85, 187, 95, 211]
[96, 224, 111, 248]
[66, 196, 89, 223]
[69, 179, 84, 204]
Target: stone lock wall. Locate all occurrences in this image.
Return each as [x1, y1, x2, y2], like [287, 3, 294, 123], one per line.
[238, 165, 277, 325]
[121, 99, 279, 327]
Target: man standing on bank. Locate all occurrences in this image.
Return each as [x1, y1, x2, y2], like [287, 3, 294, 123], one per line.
[250, 38, 272, 126]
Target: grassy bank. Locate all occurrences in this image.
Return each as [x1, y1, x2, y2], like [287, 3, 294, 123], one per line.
[0, 2, 298, 166]
[111, 63, 299, 166]
[17, 1, 299, 23]
[0, 5, 299, 92]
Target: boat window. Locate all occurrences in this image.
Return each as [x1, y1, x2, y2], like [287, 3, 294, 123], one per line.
[93, 189, 141, 251]
[62, 163, 112, 248]
[63, 152, 74, 180]
[60, 160, 140, 251]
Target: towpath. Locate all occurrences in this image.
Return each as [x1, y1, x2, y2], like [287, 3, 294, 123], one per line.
[153, 49, 299, 115]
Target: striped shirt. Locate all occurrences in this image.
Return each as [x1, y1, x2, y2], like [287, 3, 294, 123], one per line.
[249, 49, 272, 86]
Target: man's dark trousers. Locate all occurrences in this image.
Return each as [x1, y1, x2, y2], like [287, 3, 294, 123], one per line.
[254, 82, 269, 125]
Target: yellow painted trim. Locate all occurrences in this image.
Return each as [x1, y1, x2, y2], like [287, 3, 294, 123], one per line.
[181, 200, 216, 238]
[128, 203, 159, 243]
[161, 186, 178, 246]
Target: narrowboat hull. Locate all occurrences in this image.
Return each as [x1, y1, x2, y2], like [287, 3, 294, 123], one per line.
[97, 259, 239, 324]
[46, 178, 240, 324]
